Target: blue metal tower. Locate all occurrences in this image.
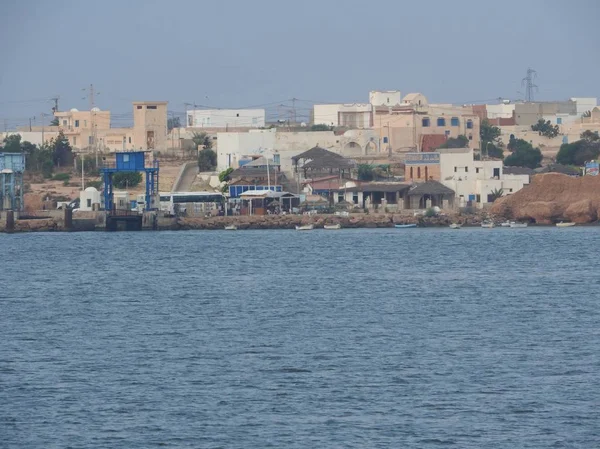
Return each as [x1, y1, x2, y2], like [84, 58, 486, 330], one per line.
[100, 151, 159, 211]
[0, 152, 25, 211]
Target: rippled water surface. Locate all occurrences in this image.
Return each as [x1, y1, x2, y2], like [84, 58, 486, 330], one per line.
[1, 228, 599, 448]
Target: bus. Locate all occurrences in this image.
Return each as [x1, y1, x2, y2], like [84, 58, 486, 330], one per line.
[159, 191, 226, 216]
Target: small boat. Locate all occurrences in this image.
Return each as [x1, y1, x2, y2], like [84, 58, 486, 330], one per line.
[481, 221, 495, 228]
[295, 224, 314, 231]
[556, 222, 575, 228]
[324, 223, 342, 230]
[500, 221, 511, 227]
[509, 222, 528, 228]
[395, 223, 417, 228]
[449, 223, 462, 229]
[224, 225, 237, 230]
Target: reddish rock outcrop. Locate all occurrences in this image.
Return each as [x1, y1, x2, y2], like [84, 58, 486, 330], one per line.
[490, 173, 600, 224]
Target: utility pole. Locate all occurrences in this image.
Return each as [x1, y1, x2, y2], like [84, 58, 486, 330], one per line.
[40, 113, 46, 145]
[522, 68, 538, 102]
[51, 96, 60, 113]
[83, 84, 99, 165]
[291, 97, 297, 125]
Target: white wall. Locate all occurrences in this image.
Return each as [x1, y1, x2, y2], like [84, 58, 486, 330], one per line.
[217, 129, 381, 173]
[486, 104, 515, 119]
[313, 104, 341, 126]
[571, 97, 597, 116]
[369, 91, 401, 106]
[187, 109, 265, 128]
[0, 131, 58, 146]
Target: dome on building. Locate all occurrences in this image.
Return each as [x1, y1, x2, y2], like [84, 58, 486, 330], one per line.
[70, 108, 79, 112]
[91, 107, 101, 112]
[84, 186, 98, 193]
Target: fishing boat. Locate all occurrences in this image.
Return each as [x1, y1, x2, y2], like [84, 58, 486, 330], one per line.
[449, 223, 462, 229]
[295, 224, 314, 231]
[500, 221, 511, 227]
[324, 223, 342, 230]
[394, 223, 417, 228]
[509, 222, 528, 228]
[481, 221, 495, 228]
[224, 225, 237, 230]
[556, 222, 575, 228]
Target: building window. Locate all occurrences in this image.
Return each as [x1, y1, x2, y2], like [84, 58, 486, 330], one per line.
[147, 105, 157, 109]
[445, 130, 450, 137]
[88, 136, 93, 145]
[451, 117, 459, 126]
[84, 120, 87, 127]
[417, 167, 421, 178]
[465, 167, 468, 172]
[338, 192, 344, 202]
[509, 188, 513, 193]
[87, 199, 92, 208]
[236, 113, 240, 117]
[123, 154, 130, 162]
[75, 120, 79, 128]
[476, 167, 480, 174]
[476, 194, 481, 203]
[128, 137, 131, 143]
[466, 119, 473, 129]
[137, 105, 142, 109]
[62, 120, 67, 126]
[454, 167, 457, 173]
[425, 166, 429, 180]
[468, 134, 473, 140]
[557, 117, 562, 124]
[493, 168, 500, 178]
[437, 118, 446, 127]
[410, 167, 413, 178]
[383, 137, 388, 144]
[422, 118, 430, 127]
[352, 193, 359, 204]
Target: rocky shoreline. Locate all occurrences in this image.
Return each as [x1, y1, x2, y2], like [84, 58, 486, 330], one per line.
[0, 212, 517, 233]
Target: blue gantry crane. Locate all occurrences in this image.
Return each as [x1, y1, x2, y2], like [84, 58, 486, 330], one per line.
[100, 151, 159, 212]
[0, 152, 25, 211]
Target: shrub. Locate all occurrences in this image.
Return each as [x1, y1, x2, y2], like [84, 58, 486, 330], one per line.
[425, 207, 437, 217]
[53, 173, 71, 182]
[86, 180, 102, 189]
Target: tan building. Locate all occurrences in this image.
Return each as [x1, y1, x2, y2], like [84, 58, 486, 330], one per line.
[49, 101, 168, 153]
[133, 101, 168, 150]
[374, 99, 481, 154]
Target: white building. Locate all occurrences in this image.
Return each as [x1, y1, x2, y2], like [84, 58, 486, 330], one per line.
[312, 103, 372, 128]
[369, 90, 402, 107]
[437, 148, 529, 208]
[216, 128, 380, 173]
[186, 109, 265, 129]
[79, 187, 101, 211]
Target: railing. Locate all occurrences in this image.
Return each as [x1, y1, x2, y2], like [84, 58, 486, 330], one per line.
[108, 209, 140, 217]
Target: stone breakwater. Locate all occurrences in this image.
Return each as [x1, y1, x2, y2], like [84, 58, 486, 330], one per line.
[2, 212, 493, 233]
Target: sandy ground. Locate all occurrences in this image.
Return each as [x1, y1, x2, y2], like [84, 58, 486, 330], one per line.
[25, 160, 190, 207]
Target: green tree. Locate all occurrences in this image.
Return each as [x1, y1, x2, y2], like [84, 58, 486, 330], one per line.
[192, 132, 212, 150]
[357, 164, 375, 181]
[580, 130, 600, 142]
[438, 135, 469, 149]
[50, 131, 73, 167]
[218, 167, 234, 183]
[112, 172, 142, 189]
[486, 144, 504, 159]
[2, 134, 22, 152]
[168, 116, 181, 131]
[50, 117, 59, 126]
[480, 119, 502, 145]
[556, 139, 600, 166]
[531, 119, 560, 138]
[198, 148, 217, 171]
[504, 139, 543, 169]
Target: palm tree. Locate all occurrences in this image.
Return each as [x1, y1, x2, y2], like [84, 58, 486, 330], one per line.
[489, 188, 504, 202]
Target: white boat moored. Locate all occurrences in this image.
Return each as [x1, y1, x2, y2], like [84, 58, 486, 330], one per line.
[556, 222, 576, 228]
[481, 221, 495, 228]
[324, 223, 342, 230]
[509, 222, 528, 228]
[296, 224, 314, 231]
[449, 223, 462, 229]
[224, 225, 237, 230]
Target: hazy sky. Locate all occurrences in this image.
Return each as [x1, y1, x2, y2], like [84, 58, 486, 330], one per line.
[1, 0, 598, 127]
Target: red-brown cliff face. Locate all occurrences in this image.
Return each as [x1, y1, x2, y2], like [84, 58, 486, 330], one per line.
[491, 173, 600, 224]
